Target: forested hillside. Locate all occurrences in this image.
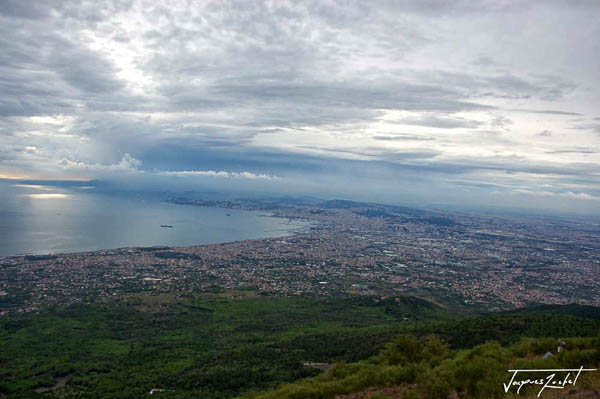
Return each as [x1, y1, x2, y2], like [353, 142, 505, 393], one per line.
[1, 293, 599, 398]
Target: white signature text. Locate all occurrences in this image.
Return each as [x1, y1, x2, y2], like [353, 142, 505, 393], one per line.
[503, 367, 597, 397]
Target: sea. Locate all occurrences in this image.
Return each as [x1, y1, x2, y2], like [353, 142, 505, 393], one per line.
[0, 181, 309, 257]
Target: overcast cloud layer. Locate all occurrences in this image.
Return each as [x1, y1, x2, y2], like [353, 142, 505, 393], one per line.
[1, 0, 599, 214]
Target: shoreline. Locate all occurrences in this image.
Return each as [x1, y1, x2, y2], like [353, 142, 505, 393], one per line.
[0, 204, 316, 259]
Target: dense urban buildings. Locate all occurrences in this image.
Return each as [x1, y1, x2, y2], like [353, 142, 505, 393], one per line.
[2, 198, 598, 315]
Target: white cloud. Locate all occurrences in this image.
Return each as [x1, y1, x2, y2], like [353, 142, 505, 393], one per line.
[23, 193, 71, 199]
[157, 170, 279, 180]
[513, 189, 600, 201]
[59, 153, 142, 173]
[23, 146, 38, 153]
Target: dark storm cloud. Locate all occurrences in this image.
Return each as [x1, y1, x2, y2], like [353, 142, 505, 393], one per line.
[140, 140, 326, 174]
[140, 136, 598, 183]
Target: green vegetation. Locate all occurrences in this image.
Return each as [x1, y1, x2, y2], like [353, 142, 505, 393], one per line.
[0, 293, 434, 398]
[245, 334, 600, 399]
[1, 293, 599, 398]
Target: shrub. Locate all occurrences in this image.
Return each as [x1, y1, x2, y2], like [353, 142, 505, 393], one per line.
[380, 335, 423, 365]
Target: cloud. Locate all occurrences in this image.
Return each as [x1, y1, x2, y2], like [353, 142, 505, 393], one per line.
[12, 184, 53, 190]
[55, 151, 281, 182]
[0, 0, 599, 214]
[59, 153, 142, 173]
[509, 108, 584, 116]
[490, 115, 513, 129]
[571, 123, 600, 134]
[156, 170, 279, 180]
[372, 134, 435, 141]
[24, 193, 71, 199]
[513, 189, 600, 201]
[546, 148, 597, 154]
[391, 115, 484, 129]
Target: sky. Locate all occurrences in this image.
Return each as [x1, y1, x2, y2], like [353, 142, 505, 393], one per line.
[1, 0, 599, 214]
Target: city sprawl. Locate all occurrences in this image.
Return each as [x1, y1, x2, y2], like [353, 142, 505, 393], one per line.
[1, 198, 599, 315]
